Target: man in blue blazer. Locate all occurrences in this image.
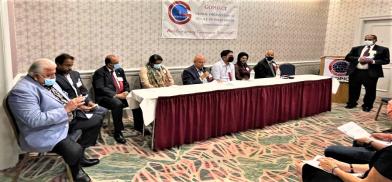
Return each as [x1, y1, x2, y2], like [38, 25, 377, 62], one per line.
[345, 34, 390, 112]
[8, 58, 91, 182]
[182, 54, 214, 85]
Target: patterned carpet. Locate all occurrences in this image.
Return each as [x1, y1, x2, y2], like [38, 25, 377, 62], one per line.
[1, 103, 391, 182]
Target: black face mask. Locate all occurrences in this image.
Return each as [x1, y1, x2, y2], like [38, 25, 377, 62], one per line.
[227, 56, 234, 62]
[266, 57, 274, 61]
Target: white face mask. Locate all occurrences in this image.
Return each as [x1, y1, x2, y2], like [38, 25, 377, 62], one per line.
[364, 40, 374, 46]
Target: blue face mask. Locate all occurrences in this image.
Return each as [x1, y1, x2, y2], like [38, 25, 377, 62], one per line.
[153, 64, 161, 69]
[44, 78, 56, 87]
[113, 63, 121, 70]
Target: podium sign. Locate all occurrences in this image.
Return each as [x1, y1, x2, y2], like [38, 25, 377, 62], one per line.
[320, 56, 349, 103]
[322, 57, 349, 82]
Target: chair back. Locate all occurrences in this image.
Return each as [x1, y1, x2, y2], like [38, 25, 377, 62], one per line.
[3, 94, 20, 145]
[279, 63, 295, 76]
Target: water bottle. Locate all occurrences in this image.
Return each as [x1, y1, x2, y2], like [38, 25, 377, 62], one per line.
[250, 69, 255, 80]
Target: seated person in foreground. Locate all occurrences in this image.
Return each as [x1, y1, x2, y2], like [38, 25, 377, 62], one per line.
[55, 53, 107, 151]
[253, 50, 277, 78]
[8, 58, 96, 182]
[140, 54, 174, 88]
[92, 55, 130, 144]
[296, 145, 392, 182]
[182, 54, 214, 85]
[325, 133, 392, 164]
[235, 52, 251, 80]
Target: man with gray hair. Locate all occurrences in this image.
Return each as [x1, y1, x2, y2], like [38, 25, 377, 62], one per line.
[8, 58, 92, 182]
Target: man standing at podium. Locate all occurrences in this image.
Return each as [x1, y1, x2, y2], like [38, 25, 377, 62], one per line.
[345, 34, 390, 112]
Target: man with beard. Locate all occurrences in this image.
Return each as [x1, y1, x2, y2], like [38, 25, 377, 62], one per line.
[211, 50, 235, 82]
[55, 53, 107, 167]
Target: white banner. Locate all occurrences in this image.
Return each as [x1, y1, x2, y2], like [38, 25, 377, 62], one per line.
[323, 57, 349, 82]
[162, 0, 238, 39]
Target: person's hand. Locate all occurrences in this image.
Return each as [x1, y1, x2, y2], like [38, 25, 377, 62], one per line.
[65, 96, 85, 113]
[371, 133, 390, 141]
[201, 71, 210, 80]
[355, 137, 372, 145]
[319, 157, 338, 173]
[115, 92, 128, 99]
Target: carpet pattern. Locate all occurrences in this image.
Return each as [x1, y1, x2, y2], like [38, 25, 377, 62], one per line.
[1, 103, 391, 182]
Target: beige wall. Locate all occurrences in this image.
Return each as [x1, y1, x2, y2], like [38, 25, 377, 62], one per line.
[9, 0, 329, 75]
[323, 0, 392, 56]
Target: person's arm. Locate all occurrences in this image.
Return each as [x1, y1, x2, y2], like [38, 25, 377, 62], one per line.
[92, 70, 116, 97]
[139, 67, 154, 88]
[388, 100, 392, 119]
[235, 65, 243, 80]
[356, 137, 388, 151]
[182, 69, 202, 85]
[373, 47, 390, 65]
[319, 158, 367, 182]
[165, 67, 174, 86]
[345, 47, 360, 64]
[8, 88, 69, 128]
[211, 64, 221, 81]
[120, 69, 130, 92]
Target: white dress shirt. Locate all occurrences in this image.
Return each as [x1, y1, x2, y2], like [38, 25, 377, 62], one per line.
[211, 59, 235, 82]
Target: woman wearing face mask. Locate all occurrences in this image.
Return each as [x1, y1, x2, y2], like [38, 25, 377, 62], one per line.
[139, 54, 174, 88]
[235, 52, 251, 80]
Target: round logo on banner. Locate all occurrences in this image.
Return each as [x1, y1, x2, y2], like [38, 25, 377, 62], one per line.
[168, 1, 192, 25]
[329, 59, 349, 76]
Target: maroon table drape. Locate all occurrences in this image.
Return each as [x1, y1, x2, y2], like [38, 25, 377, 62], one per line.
[153, 78, 332, 150]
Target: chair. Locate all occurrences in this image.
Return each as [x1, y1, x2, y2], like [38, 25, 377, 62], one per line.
[375, 97, 392, 120]
[4, 95, 81, 182]
[279, 63, 295, 76]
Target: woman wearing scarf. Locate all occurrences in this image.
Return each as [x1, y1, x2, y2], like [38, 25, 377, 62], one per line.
[139, 54, 174, 88]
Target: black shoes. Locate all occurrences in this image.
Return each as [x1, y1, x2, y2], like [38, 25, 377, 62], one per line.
[362, 106, 372, 112]
[75, 168, 91, 182]
[345, 104, 357, 109]
[114, 132, 126, 144]
[80, 157, 100, 167]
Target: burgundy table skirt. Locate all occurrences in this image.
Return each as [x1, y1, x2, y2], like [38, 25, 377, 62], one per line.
[153, 78, 332, 150]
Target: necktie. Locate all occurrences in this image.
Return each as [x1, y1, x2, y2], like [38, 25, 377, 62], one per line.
[363, 46, 370, 57]
[111, 71, 122, 93]
[228, 72, 232, 81]
[49, 87, 68, 105]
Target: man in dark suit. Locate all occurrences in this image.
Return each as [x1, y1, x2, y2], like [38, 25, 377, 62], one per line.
[55, 53, 107, 167]
[345, 34, 390, 112]
[253, 50, 277, 79]
[182, 54, 213, 85]
[92, 55, 130, 144]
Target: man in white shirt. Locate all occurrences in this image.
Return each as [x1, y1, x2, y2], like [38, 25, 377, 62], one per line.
[211, 50, 235, 82]
[345, 34, 390, 112]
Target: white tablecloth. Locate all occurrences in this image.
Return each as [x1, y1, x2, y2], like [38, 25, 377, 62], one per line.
[127, 75, 331, 126]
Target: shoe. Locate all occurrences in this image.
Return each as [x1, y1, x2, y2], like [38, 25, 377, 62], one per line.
[80, 157, 100, 167]
[114, 132, 126, 144]
[345, 104, 356, 109]
[75, 168, 91, 182]
[362, 107, 371, 112]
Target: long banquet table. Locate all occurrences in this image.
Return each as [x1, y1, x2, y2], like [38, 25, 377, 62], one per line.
[127, 75, 332, 150]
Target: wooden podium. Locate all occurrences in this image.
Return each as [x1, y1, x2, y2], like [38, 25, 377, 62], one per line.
[320, 56, 349, 103]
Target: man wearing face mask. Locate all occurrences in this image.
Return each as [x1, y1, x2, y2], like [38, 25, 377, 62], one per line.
[345, 34, 390, 112]
[182, 54, 214, 85]
[92, 55, 130, 144]
[8, 58, 92, 181]
[253, 50, 277, 79]
[211, 50, 235, 82]
[55, 53, 107, 167]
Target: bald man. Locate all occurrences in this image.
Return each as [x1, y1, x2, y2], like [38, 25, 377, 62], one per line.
[182, 54, 214, 85]
[8, 58, 91, 181]
[253, 50, 278, 79]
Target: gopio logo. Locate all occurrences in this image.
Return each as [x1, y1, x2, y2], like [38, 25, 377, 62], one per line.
[168, 1, 192, 25]
[329, 59, 349, 76]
